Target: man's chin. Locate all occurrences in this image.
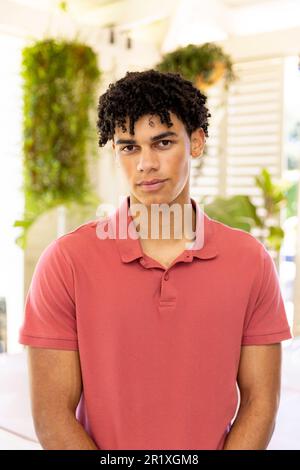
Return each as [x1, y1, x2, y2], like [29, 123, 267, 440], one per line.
[134, 194, 172, 207]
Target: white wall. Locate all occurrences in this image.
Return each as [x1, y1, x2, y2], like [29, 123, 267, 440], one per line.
[0, 33, 25, 353]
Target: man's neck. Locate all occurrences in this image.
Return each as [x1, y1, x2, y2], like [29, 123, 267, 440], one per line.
[129, 193, 196, 246]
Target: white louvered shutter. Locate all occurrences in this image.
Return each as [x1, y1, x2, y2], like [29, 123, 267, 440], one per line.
[191, 56, 285, 216]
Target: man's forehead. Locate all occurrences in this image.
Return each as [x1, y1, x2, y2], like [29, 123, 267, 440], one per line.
[114, 112, 181, 138]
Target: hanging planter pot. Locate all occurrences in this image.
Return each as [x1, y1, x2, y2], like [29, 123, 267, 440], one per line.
[195, 60, 227, 91]
[156, 43, 236, 92]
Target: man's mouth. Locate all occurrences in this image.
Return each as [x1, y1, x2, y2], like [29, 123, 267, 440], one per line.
[139, 178, 168, 186]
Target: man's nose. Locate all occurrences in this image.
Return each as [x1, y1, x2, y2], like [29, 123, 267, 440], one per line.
[137, 148, 160, 172]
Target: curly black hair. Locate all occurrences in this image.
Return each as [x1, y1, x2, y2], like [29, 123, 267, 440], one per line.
[96, 69, 211, 147]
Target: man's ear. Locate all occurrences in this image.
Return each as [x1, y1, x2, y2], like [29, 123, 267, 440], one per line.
[190, 128, 205, 157]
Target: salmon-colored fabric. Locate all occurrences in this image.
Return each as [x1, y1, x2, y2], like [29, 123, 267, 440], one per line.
[19, 195, 292, 449]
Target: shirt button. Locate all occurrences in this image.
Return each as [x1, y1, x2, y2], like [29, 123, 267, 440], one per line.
[164, 273, 169, 281]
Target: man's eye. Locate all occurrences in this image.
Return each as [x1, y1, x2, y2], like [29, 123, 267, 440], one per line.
[120, 140, 173, 153]
[157, 140, 173, 148]
[121, 145, 135, 152]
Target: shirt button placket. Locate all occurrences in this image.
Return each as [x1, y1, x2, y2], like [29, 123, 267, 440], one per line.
[159, 270, 176, 314]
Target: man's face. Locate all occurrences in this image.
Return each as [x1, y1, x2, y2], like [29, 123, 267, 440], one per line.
[112, 111, 205, 206]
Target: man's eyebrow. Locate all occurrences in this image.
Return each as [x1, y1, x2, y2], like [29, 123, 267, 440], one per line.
[115, 131, 178, 145]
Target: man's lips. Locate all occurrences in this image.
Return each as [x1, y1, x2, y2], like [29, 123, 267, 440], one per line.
[138, 179, 168, 185]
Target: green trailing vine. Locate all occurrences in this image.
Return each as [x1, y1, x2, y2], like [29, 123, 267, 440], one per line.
[14, 38, 101, 248]
[156, 42, 236, 90]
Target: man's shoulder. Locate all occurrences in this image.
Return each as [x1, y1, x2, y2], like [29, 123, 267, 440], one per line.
[52, 218, 108, 257]
[207, 215, 265, 258]
[57, 218, 98, 241]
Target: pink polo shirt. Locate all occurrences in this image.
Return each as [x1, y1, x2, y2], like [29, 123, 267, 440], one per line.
[19, 195, 292, 450]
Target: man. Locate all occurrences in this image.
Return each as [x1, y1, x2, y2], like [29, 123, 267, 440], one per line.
[19, 69, 292, 450]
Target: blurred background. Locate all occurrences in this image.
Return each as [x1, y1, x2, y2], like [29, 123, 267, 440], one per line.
[0, 0, 299, 449]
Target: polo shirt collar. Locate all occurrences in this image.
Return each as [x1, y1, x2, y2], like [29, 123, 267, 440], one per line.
[111, 195, 218, 263]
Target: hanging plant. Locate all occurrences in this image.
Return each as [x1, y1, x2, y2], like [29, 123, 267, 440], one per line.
[156, 42, 236, 91]
[14, 38, 101, 248]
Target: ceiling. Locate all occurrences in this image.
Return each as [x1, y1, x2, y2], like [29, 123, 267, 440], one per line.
[6, 0, 300, 52]
[9, 0, 286, 11]
[222, 0, 277, 5]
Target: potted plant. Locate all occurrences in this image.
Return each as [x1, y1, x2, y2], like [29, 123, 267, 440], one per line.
[156, 42, 236, 91]
[202, 168, 291, 263]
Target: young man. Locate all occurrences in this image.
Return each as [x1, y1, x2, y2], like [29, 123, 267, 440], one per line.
[19, 69, 292, 450]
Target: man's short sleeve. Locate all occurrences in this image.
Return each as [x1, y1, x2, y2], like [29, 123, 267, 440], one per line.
[19, 238, 78, 350]
[242, 245, 293, 345]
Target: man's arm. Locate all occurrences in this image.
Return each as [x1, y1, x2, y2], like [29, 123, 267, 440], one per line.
[27, 346, 98, 449]
[223, 343, 282, 450]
